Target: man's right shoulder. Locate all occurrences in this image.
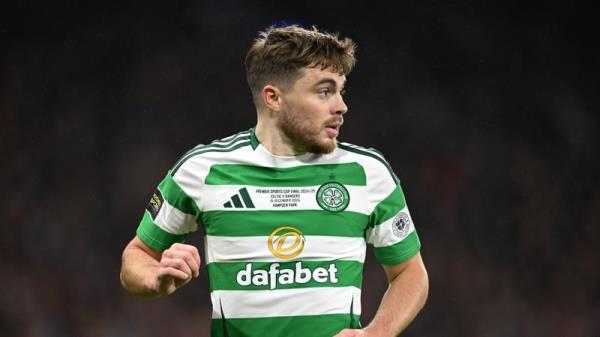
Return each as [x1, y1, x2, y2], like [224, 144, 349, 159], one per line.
[170, 129, 253, 176]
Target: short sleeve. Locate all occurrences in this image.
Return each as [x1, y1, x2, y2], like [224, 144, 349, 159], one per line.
[366, 183, 420, 265]
[136, 172, 202, 252]
[359, 148, 420, 265]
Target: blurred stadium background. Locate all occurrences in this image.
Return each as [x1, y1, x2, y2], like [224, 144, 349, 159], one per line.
[1, 1, 598, 336]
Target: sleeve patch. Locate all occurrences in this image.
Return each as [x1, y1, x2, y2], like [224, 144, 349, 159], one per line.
[147, 189, 164, 220]
[391, 212, 412, 239]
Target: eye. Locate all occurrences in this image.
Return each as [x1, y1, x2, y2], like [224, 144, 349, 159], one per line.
[340, 88, 346, 96]
[318, 89, 332, 97]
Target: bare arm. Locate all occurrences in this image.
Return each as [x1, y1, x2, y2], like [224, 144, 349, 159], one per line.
[335, 252, 429, 337]
[120, 236, 201, 298]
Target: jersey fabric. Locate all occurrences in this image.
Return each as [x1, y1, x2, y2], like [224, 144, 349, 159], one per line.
[136, 128, 421, 337]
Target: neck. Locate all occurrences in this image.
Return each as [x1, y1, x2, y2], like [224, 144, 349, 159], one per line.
[255, 118, 304, 156]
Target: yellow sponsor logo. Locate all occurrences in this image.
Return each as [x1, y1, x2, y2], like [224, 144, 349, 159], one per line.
[268, 226, 305, 259]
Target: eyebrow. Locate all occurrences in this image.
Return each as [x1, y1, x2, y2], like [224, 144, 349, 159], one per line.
[313, 78, 345, 89]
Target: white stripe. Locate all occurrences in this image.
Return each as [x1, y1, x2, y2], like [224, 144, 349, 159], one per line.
[175, 140, 394, 181]
[173, 146, 253, 208]
[212, 286, 361, 318]
[365, 206, 415, 247]
[247, 144, 377, 169]
[200, 185, 369, 214]
[154, 197, 197, 235]
[365, 179, 395, 214]
[205, 235, 366, 264]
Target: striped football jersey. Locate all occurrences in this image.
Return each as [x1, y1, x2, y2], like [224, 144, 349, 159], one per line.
[136, 128, 420, 337]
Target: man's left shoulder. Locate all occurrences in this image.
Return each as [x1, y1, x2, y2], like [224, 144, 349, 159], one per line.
[336, 142, 399, 185]
[337, 141, 392, 170]
[340, 140, 388, 153]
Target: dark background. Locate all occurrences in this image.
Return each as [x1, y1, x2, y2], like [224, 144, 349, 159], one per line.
[2, 1, 598, 336]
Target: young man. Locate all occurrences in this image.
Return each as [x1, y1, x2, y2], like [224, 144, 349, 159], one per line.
[120, 25, 428, 337]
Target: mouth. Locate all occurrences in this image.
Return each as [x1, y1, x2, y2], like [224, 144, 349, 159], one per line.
[325, 123, 342, 137]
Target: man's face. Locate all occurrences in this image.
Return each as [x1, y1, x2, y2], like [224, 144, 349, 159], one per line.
[277, 67, 348, 154]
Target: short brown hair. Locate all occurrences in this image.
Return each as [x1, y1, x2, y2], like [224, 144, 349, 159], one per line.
[245, 25, 356, 107]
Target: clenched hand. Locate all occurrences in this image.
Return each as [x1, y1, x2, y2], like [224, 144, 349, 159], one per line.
[155, 243, 201, 295]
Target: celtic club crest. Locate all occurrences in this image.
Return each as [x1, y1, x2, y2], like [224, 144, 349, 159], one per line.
[316, 181, 350, 212]
[392, 212, 411, 238]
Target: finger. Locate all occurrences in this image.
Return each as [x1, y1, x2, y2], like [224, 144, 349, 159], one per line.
[157, 266, 190, 281]
[170, 243, 201, 265]
[160, 256, 194, 278]
[156, 267, 190, 295]
[164, 249, 199, 275]
[170, 243, 201, 267]
[162, 249, 199, 277]
[155, 273, 176, 295]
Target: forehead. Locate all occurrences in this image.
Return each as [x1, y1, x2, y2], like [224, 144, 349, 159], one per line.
[294, 67, 346, 88]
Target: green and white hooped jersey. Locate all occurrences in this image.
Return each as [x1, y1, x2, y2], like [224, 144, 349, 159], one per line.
[137, 128, 421, 337]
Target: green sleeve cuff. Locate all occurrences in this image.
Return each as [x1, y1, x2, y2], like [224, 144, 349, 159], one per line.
[374, 231, 421, 265]
[136, 211, 189, 252]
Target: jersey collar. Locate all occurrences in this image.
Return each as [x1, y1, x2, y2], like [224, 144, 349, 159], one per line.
[250, 127, 260, 150]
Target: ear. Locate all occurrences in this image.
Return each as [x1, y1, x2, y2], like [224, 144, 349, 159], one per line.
[261, 85, 283, 112]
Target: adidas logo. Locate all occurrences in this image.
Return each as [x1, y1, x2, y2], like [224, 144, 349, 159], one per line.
[223, 187, 255, 209]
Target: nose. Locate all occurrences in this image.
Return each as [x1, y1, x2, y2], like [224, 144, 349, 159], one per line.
[335, 95, 348, 115]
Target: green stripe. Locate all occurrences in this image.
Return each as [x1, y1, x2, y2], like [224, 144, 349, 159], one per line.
[239, 187, 255, 208]
[368, 185, 406, 228]
[204, 162, 366, 186]
[207, 260, 363, 291]
[158, 174, 201, 216]
[338, 143, 400, 185]
[172, 141, 251, 174]
[211, 314, 361, 337]
[202, 210, 368, 237]
[136, 212, 188, 252]
[374, 231, 421, 265]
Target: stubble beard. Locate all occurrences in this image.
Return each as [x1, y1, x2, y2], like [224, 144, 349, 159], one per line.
[278, 108, 337, 155]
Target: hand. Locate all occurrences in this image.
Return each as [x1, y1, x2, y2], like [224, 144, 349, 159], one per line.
[333, 329, 368, 337]
[155, 243, 200, 296]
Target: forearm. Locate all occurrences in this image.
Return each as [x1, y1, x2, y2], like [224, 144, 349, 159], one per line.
[120, 239, 162, 297]
[364, 257, 429, 336]
[121, 237, 201, 298]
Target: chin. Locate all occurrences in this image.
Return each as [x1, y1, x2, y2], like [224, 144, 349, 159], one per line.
[307, 138, 337, 154]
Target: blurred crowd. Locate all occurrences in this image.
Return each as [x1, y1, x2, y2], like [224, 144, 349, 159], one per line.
[1, 2, 598, 336]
